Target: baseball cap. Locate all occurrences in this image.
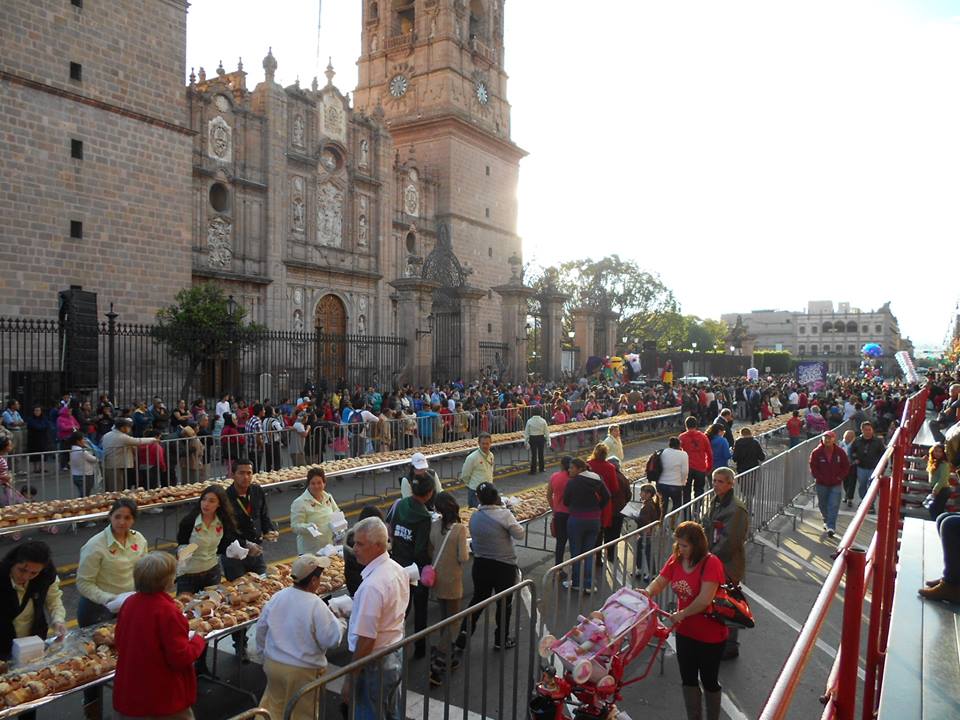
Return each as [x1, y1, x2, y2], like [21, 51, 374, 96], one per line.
[290, 554, 331, 581]
[411, 452, 429, 470]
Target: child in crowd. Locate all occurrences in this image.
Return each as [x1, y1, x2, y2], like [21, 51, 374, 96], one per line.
[634, 482, 662, 581]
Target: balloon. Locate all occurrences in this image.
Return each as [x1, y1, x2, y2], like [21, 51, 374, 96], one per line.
[861, 343, 883, 358]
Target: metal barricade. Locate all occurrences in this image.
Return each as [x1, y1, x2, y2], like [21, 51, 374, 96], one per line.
[283, 580, 541, 720]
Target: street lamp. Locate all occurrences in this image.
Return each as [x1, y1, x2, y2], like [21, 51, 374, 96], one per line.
[568, 331, 575, 339]
[227, 294, 237, 319]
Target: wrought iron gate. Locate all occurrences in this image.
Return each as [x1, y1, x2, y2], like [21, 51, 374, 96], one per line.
[422, 224, 465, 384]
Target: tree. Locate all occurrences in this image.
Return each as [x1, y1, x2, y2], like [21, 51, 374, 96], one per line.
[154, 283, 264, 400]
[526, 255, 680, 345]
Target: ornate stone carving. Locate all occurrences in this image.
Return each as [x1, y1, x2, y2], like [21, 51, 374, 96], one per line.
[292, 176, 305, 232]
[404, 184, 419, 216]
[207, 116, 232, 161]
[292, 309, 304, 332]
[292, 114, 305, 147]
[358, 214, 368, 247]
[293, 288, 303, 306]
[207, 217, 232, 268]
[358, 314, 367, 335]
[317, 182, 343, 247]
[358, 295, 368, 314]
[321, 95, 346, 142]
[359, 139, 369, 168]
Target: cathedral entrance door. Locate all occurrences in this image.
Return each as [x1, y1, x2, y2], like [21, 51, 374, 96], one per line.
[422, 225, 466, 384]
[315, 294, 347, 387]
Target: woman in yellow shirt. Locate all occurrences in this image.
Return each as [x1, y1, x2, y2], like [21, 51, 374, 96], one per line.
[77, 498, 147, 626]
[76, 498, 146, 718]
[176, 485, 239, 593]
[290, 467, 340, 553]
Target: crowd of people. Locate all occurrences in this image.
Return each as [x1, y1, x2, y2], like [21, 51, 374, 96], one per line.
[0, 366, 956, 720]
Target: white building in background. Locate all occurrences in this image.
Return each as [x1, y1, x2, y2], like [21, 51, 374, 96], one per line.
[722, 301, 911, 375]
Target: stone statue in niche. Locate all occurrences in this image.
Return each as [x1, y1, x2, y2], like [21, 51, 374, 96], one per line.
[358, 214, 368, 247]
[207, 217, 232, 268]
[292, 114, 305, 147]
[359, 139, 369, 168]
[358, 295, 368, 314]
[323, 100, 345, 141]
[357, 315, 367, 335]
[292, 177, 305, 231]
[317, 182, 343, 247]
[207, 116, 232, 161]
[292, 309, 304, 333]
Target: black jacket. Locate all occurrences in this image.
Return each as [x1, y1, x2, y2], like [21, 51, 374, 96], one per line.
[0, 561, 57, 660]
[850, 436, 886, 471]
[176, 510, 240, 555]
[563, 470, 611, 515]
[225, 483, 276, 544]
[732, 437, 766, 473]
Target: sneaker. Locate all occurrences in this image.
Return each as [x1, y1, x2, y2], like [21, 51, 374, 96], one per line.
[846, 500, 853, 508]
[562, 580, 577, 591]
[493, 637, 517, 651]
[822, 522, 829, 531]
[429, 669, 445, 687]
[827, 529, 835, 538]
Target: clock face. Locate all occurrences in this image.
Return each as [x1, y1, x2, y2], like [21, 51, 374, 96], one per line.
[475, 81, 489, 105]
[389, 74, 408, 98]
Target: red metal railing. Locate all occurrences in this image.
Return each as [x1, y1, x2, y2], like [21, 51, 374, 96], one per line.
[760, 387, 929, 720]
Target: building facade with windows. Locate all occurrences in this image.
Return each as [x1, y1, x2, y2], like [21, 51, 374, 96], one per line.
[723, 301, 910, 374]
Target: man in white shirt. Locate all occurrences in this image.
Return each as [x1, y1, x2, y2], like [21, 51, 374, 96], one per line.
[657, 436, 689, 518]
[601, 425, 624, 464]
[288, 413, 309, 466]
[343, 517, 409, 720]
[787, 390, 800, 412]
[214, 394, 232, 423]
[523, 409, 551, 475]
[256, 554, 345, 720]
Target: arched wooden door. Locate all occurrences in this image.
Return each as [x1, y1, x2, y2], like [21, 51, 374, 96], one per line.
[315, 294, 347, 386]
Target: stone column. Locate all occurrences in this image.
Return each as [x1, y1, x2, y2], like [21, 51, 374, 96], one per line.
[389, 276, 440, 387]
[458, 285, 487, 382]
[602, 311, 620, 359]
[541, 290, 569, 382]
[493, 282, 535, 383]
[571, 308, 597, 362]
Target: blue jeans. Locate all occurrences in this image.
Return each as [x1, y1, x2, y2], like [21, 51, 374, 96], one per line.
[467, 488, 479, 509]
[567, 516, 600, 589]
[937, 513, 960, 584]
[856, 467, 874, 506]
[815, 484, 842, 531]
[789, 436, 802, 448]
[354, 648, 403, 720]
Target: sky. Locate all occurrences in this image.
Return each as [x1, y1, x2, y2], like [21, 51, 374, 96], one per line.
[186, 0, 960, 348]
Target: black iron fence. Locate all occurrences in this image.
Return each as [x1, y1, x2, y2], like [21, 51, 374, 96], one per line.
[479, 341, 509, 380]
[1, 316, 406, 409]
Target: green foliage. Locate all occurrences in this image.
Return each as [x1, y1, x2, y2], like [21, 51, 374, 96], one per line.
[154, 283, 265, 397]
[526, 255, 679, 341]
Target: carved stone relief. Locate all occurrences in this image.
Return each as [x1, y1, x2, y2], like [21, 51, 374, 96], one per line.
[359, 139, 369, 169]
[292, 114, 305, 148]
[357, 196, 369, 247]
[317, 182, 343, 247]
[207, 116, 232, 162]
[292, 176, 305, 232]
[321, 95, 346, 142]
[207, 217, 233, 268]
[404, 184, 419, 217]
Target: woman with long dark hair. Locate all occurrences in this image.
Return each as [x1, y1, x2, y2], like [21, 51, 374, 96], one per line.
[429, 491, 470, 687]
[642, 521, 726, 720]
[176, 485, 239, 594]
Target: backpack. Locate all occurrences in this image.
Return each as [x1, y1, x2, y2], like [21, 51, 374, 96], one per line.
[645, 450, 664, 482]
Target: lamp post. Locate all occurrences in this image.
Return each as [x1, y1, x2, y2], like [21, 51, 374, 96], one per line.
[692, 341, 698, 375]
[225, 295, 238, 398]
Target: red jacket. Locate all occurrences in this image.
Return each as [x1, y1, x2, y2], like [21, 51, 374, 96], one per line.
[679, 430, 713, 473]
[809, 443, 850, 487]
[588, 458, 619, 528]
[113, 591, 206, 717]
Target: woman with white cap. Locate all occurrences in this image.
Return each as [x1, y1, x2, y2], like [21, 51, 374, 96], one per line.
[400, 452, 442, 504]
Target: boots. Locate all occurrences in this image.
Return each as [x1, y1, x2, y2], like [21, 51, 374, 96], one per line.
[705, 690, 722, 720]
[682, 685, 703, 720]
[919, 580, 960, 604]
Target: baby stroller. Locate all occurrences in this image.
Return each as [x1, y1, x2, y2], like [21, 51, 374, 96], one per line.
[531, 588, 671, 720]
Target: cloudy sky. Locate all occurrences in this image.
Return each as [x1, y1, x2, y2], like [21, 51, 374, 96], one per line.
[186, 0, 960, 348]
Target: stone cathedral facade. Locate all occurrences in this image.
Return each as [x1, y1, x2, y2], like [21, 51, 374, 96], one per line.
[1, 0, 531, 384]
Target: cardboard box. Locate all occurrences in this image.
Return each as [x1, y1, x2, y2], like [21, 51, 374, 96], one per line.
[12, 636, 44, 665]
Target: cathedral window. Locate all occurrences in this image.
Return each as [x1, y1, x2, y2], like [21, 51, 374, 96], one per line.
[209, 183, 229, 212]
[392, 0, 415, 35]
[405, 231, 416, 253]
[69, 62, 82, 81]
[469, 0, 487, 41]
[369, 2, 379, 21]
[71, 139, 83, 160]
[71, 0, 82, 8]
[70, 220, 83, 239]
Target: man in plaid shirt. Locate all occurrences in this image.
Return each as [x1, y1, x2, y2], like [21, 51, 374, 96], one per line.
[245, 403, 265, 472]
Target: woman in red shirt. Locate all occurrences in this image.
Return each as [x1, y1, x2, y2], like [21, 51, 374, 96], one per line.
[586, 443, 620, 559]
[113, 552, 206, 720]
[547, 456, 573, 570]
[642, 521, 726, 720]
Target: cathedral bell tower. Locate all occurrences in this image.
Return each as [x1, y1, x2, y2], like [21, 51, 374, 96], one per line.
[355, 0, 526, 375]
